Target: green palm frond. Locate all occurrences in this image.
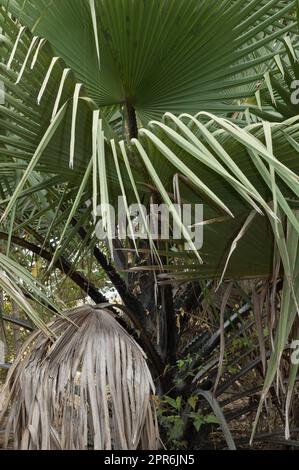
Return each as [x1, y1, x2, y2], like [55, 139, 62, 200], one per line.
[1, 0, 297, 122]
[249, 36, 299, 120]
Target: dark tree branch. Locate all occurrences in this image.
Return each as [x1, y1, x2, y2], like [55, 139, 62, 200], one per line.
[0, 232, 107, 304]
[163, 284, 177, 366]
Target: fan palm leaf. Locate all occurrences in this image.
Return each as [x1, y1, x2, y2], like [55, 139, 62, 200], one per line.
[1, 0, 297, 122]
[0, 305, 159, 449]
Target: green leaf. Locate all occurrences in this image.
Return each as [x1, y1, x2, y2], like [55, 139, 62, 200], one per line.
[188, 396, 199, 411]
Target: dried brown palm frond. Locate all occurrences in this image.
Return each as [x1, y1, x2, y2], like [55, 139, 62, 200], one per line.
[0, 305, 159, 450]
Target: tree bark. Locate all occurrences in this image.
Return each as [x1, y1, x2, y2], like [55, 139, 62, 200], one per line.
[125, 103, 138, 140]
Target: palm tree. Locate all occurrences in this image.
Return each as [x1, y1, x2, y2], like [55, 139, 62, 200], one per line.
[0, 305, 159, 449]
[0, 0, 299, 448]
